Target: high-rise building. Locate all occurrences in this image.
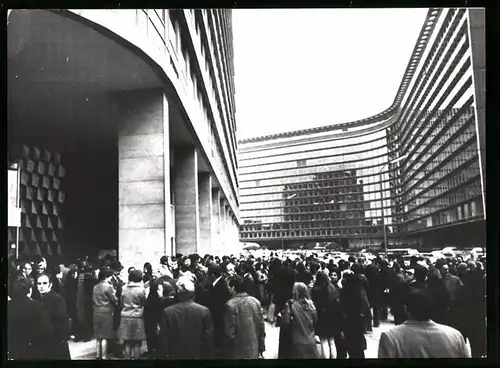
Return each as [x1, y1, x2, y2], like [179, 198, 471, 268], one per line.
[238, 8, 485, 250]
[7, 9, 240, 266]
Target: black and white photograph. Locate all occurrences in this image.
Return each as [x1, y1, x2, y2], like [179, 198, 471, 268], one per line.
[7, 8, 486, 360]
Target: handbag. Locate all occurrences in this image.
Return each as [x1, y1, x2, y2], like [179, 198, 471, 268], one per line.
[277, 300, 294, 327]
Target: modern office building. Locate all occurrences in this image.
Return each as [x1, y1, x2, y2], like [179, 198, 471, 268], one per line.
[7, 9, 240, 267]
[239, 8, 485, 250]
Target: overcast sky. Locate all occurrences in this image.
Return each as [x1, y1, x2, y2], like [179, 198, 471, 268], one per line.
[232, 9, 429, 140]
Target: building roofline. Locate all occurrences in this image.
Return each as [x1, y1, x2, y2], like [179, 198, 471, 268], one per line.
[238, 8, 441, 144]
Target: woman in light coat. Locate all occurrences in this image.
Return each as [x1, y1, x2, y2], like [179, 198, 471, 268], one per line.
[117, 269, 148, 360]
[92, 266, 118, 360]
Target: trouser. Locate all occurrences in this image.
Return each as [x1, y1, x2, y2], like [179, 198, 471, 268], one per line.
[372, 306, 387, 327]
[381, 306, 388, 320]
[373, 307, 380, 328]
[334, 334, 347, 359]
[213, 330, 226, 358]
[469, 329, 486, 358]
[74, 316, 92, 341]
[108, 339, 124, 357]
[344, 331, 366, 359]
[347, 346, 365, 359]
[146, 334, 159, 356]
[365, 311, 373, 332]
[365, 318, 372, 332]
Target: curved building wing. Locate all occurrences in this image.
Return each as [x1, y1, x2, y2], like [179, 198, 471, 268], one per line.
[238, 8, 485, 250]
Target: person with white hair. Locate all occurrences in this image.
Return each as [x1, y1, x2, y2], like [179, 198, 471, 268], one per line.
[159, 276, 214, 359]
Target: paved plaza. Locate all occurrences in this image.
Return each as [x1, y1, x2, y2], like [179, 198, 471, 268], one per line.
[69, 319, 394, 360]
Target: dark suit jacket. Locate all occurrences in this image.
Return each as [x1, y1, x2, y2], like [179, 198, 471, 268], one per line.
[208, 277, 232, 344]
[8, 296, 54, 360]
[40, 290, 71, 359]
[40, 290, 70, 342]
[161, 300, 214, 359]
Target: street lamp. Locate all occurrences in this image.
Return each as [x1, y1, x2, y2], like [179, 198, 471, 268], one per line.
[379, 154, 408, 258]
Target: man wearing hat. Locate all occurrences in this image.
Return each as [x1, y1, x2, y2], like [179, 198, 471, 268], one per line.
[407, 263, 427, 292]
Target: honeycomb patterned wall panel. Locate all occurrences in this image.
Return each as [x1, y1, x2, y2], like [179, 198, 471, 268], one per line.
[11, 144, 66, 261]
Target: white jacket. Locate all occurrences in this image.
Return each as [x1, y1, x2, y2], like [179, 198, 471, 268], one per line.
[378, 320, 471, 358]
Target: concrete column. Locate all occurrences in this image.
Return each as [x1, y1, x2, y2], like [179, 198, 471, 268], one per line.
[225, 205, 231, 254]
[116, 89, 170, 269]
[173, 147, 199, 255]
[211, 188, 221, 256]
[468, 9, 486, 216]
[198, 173, 212, 256]
[219, 199, 226, 254]
[234, 216, 240, 253]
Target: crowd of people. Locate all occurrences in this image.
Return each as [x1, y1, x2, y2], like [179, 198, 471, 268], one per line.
[7, 250, 486, 360]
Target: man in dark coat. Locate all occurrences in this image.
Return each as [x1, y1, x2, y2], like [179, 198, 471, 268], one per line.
[108, 260, 125, 358]
[274, 263, 295, 319]
[456, 264, 486, 358]
[207, 265, 232, 358]
[36, 273, 71, 359]
[160, 277, 214, 359]
[8, 278, 54, 360]
[224, 275, 266, 359]
[30, 257, 60, 301]
[389, 262, 407, 325]
[339, 271, 368, 358]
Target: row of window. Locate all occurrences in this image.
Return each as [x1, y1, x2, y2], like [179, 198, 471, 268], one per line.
[238, 9, 484, 239]
[240, 228, 386, 239]
[240, 197, 481, 238]
[168, 10, 238, 204]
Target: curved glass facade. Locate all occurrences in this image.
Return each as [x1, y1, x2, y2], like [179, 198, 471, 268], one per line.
[238, 8, 485, 250]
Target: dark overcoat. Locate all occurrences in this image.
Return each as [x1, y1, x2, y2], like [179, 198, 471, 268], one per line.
[40, 290, 71, 359]
[160, 300, 214, 359]
[224, 293, 265, 359]
[8, 296, 54, 360]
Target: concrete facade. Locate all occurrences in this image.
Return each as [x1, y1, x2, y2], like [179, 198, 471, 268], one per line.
[7, 9, 241, 267]
[211, 188, 221, 255]
[238, 8, 486, 251]
[173, 147, 200, 256]
[116, 89, 170, 268]
[468, 9, 486, 215]
[198, 173, 212, 256]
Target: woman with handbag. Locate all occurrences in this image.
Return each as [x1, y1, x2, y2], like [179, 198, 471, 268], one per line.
[278, 282, 319, 359]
